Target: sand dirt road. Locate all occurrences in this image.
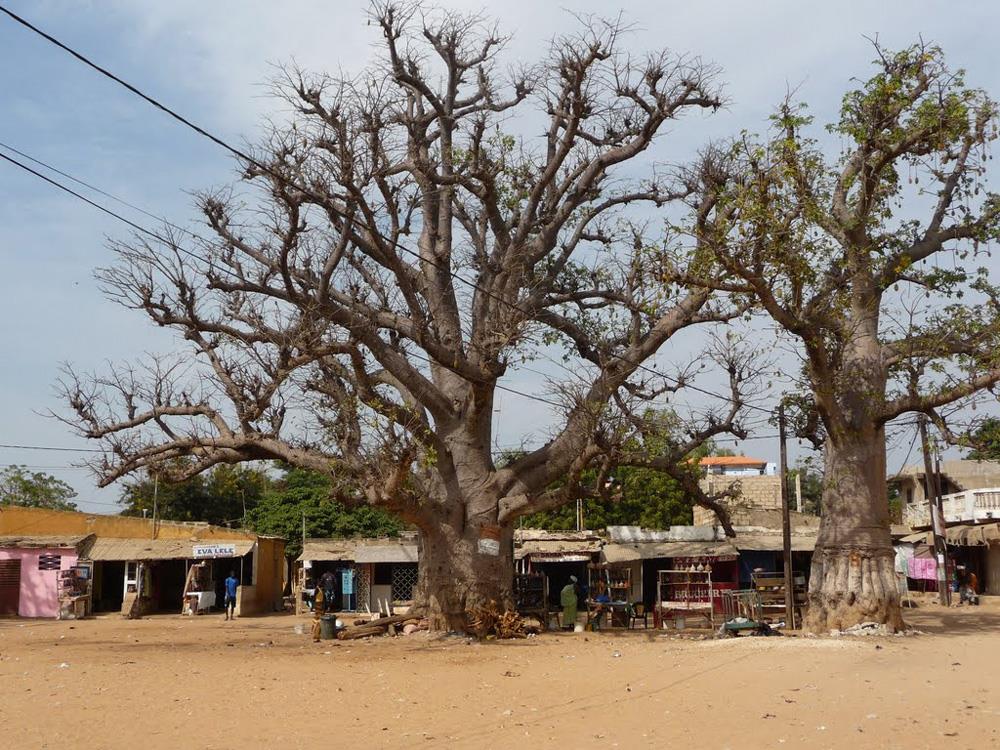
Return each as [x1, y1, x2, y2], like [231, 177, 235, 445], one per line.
[1, 601, 998, 749]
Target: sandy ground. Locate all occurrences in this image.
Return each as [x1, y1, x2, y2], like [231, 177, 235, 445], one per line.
[1, 601, 998, 750]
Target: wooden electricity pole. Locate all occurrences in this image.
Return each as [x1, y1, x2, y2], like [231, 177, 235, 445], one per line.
[918, 416, 950, 606]
[778, 404, 795, 629]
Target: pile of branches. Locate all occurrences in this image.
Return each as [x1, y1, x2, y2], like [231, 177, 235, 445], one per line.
[466, 601, 527, 639]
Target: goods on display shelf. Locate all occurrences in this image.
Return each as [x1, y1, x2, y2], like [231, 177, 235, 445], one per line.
[58, 565, 92, 620]
[655, 568, 714, 630]
[587, 563, 632, 629]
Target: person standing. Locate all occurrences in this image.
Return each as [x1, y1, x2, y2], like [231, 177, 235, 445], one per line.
[560, 575, 579, 630]
[311, 585, 326, 642]
[224, 570, 239, 621]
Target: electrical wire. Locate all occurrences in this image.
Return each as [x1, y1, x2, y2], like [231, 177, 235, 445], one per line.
[0, 4, 774, 416]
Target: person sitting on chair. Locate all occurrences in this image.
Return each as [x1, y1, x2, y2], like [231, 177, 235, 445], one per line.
[592, 579, 611, 630]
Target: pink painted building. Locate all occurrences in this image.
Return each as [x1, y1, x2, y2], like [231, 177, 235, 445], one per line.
[0, 535, 92, 618]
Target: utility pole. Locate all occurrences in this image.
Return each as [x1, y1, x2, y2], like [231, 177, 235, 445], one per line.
[918, 416, 950, 606]
[778, 404, 795, 630]
[151, 474, 158, 540]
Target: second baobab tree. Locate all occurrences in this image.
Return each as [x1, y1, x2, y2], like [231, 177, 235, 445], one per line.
[697, 44, 1000, 631]
[60, 4, 752, 629]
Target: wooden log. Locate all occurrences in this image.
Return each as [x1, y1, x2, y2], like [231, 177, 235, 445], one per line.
[337, 625, 386, 640]
[364, 614, 411, 628]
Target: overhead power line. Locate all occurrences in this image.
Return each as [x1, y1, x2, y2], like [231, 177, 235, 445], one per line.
[0, 4, 774, 418]
[0, 442, 104, 453]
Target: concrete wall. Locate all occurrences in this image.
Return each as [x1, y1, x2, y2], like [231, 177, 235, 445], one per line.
[0, 506, 254, 541]
[239, 537, 286, 614]
[987, 543, 1000, 597]
[0, 547, 78, 618]
[694, 475, 783, 525]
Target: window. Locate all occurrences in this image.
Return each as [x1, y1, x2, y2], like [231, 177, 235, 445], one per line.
[391, 564, 418, 602]
[37, 554, 61, 571]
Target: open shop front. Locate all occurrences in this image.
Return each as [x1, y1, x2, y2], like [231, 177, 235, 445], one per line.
[514, 532, 602, 618]
[732, 533, 815, 590]
[900, 523, 1000, 597]
[296, 537, 420, 615]
[85, 537, 255, 616]
[296, 539, 358, 614]
[602, 539, 739, 627]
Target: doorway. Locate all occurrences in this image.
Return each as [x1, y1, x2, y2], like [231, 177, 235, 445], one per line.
[92, 561, 126, 612]
[0, 559, 21, 615]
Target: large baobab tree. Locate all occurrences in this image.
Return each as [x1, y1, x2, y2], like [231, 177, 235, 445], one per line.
[694, 44, 1000, 631]
[61, 3, 751, 628]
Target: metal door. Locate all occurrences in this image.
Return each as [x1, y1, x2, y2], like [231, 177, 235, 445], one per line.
[0, 559, 21, 615]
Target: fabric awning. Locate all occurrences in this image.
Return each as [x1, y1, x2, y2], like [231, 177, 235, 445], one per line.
[601, 540, 738, 564]
[733, 533, 817, 552]
[899, 523, 1000, 546]
[83, 537, 254, 561]
[947, 522, 1000, 546]
[353, 543, 418, 564]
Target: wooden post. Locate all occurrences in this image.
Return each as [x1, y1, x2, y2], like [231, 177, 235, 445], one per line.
[778, 405, 795, 630]
[919, 416, 949, 606]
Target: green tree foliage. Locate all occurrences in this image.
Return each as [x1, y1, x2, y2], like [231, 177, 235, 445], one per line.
[118, 462, 268, 526]
[967, 417, 1000, 461]
[244, 466, 403, 559]
[521, 429, 723, 531]
[0, 465, 78, 510]
[521, 464, 694, 530]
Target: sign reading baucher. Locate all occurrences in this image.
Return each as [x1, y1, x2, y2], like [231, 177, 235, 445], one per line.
[192, 543, 238, 559]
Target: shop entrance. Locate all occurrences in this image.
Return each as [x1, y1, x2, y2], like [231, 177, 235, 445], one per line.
[146, 560, 187, 613]
[532, 560, 588, 608]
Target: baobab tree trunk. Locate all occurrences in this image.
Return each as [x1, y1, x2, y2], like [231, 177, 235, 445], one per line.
[805, 425, 905, 633]
[411, 510, 515, 631]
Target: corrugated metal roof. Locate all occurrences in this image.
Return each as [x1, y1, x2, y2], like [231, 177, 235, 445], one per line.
[601, 540, 738, 564]
[732, 533, 817, 552]
[298, 539, 358, 562]
[353, 542, 418, 564]
[82, 537, 254, 561]
[0, 534, 93, 550]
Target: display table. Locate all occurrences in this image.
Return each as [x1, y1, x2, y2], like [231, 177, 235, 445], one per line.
[184, 590, 216, 614]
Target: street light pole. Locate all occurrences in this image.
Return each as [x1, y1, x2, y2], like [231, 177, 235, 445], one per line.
[778, 404, 795, 630]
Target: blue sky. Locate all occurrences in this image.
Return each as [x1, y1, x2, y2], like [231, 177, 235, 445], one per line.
[1, 1, 998, 512]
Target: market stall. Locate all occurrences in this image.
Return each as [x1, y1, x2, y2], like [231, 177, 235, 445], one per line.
[656, 568, 715, 630]
[586, 562, 632, 629]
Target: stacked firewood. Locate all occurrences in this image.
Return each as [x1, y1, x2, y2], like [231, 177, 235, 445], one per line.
[466, 601, 527, 639]
[335, 613, 430, 639]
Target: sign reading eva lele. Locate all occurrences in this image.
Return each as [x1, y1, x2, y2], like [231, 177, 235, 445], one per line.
[192, 543, 238, 559]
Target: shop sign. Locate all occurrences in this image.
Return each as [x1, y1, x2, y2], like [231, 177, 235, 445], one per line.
[192, 543, 238, 559]
[477, 525, 501, 556]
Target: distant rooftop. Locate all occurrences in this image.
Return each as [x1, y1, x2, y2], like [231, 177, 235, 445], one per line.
[699, 455, 767, 467]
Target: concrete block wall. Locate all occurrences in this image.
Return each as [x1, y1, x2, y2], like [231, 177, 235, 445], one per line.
[693, 475, 782, 526]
